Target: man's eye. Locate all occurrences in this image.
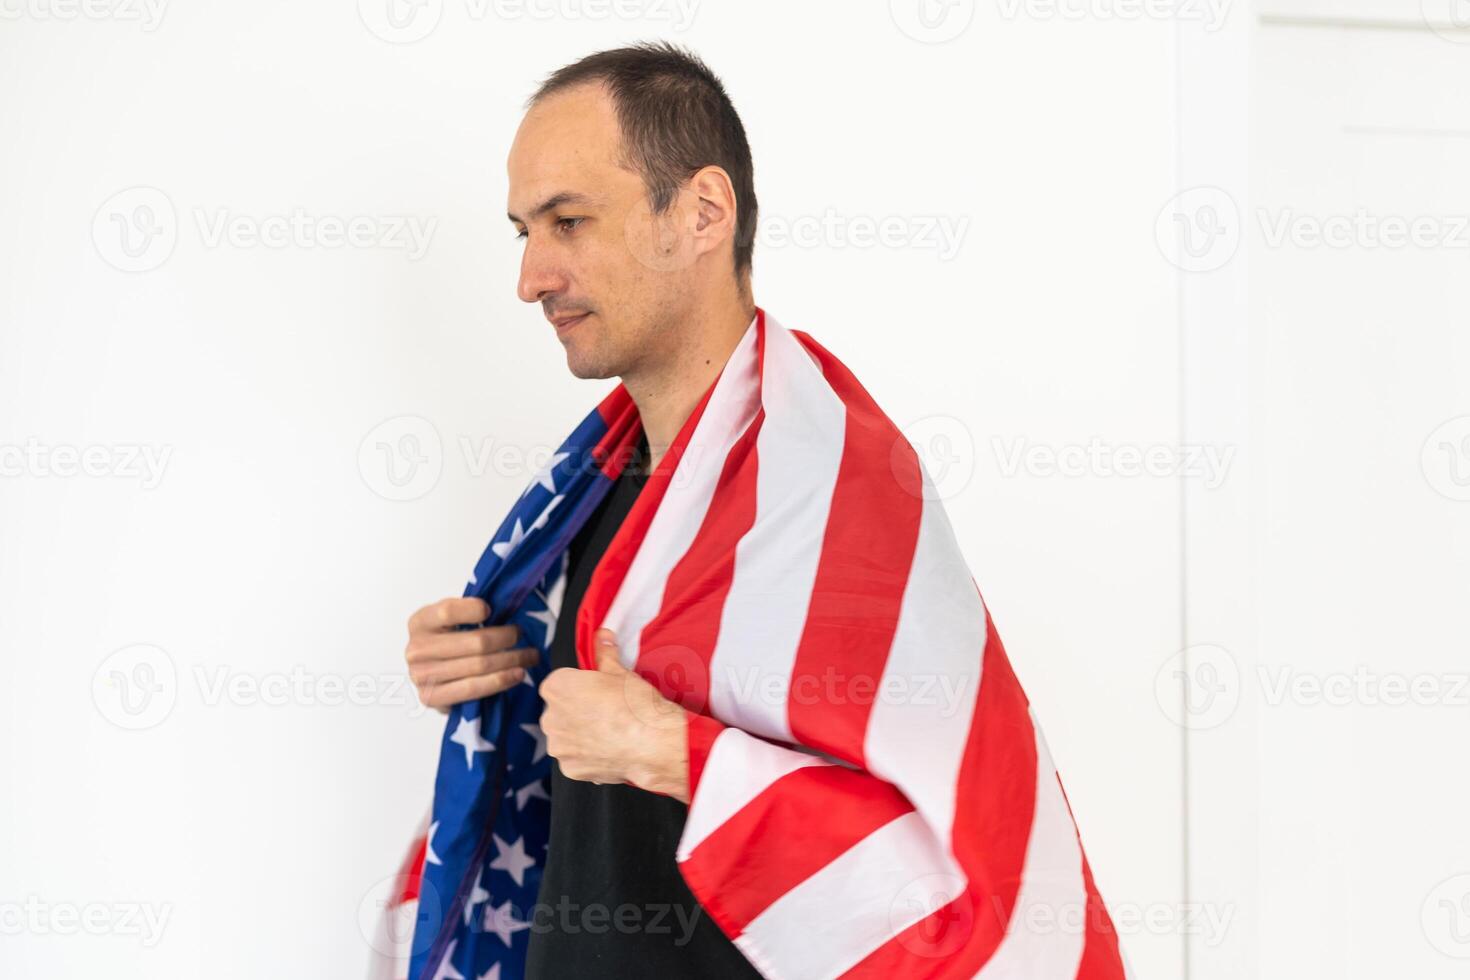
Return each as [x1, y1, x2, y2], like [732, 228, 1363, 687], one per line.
[556, 217, 584, 234]
[514, 228, 527, 240]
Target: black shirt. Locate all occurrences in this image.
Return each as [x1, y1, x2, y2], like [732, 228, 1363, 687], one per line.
[523, 432, 763, 980]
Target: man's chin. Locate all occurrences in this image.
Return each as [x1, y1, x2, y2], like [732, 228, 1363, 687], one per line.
[563, 351, 616, 381]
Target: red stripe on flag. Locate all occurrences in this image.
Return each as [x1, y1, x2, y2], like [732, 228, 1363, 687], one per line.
[575, 329, 735, 670]
[681, 763, 918, 936]
[635, 410, 764, 715]
[841, 609, 1038, 977]
[392, 835, 427, 907]
[1056, 776, 1127, 979]
[785, 333, 924, 765]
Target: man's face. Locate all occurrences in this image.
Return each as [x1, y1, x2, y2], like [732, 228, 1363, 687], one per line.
[507, 83, 691, 380]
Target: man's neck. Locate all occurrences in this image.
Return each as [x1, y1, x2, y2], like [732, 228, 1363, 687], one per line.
[621, 299, 757, 473]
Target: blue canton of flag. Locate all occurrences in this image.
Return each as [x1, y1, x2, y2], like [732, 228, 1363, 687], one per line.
[407, 405, 627, 980]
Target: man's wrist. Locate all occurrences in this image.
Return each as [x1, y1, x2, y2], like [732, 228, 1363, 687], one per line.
[632, 709, 691, 804]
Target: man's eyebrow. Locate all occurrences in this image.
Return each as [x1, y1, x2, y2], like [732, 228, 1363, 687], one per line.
[507, 192, 598, 225]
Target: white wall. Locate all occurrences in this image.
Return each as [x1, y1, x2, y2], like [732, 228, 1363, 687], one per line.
[1237, 10, 1470, 978]
[0, 1, 1252, 976]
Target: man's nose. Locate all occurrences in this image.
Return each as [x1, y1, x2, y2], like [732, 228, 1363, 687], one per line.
[517, 237, 567, 304]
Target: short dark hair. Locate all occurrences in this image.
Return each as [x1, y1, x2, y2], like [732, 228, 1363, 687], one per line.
[529, 41, 758, 282]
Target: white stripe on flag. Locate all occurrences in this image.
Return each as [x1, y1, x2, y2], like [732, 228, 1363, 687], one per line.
[707, 317, 847, 743]
[735, 809, 964, 980]
[863, 466, 986, 850]
[973, 718, 1087, 979]
[677, 726, 832, 862]
[607, 315, 761, 668]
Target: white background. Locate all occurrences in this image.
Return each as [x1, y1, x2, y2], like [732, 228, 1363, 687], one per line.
[0, 1, 1466, 977]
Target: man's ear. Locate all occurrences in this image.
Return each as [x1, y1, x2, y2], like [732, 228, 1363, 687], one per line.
[686, 165, 737, 258]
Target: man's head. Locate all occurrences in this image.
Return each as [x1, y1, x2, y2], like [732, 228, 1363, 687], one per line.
[507, 42, 758, 380]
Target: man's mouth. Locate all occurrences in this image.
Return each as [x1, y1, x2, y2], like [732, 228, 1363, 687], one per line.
[550, 311, 591, 335]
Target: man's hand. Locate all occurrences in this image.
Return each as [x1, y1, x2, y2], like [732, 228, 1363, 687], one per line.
[540, 628, 690, 803]
[405, 597, 541, 711]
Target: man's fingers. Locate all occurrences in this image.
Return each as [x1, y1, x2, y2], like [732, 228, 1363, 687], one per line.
[418, 666, 529, 708]
[593, 628, 625, 673]
[407, 596, 491, 635]
[410, 647, 541, 687]
[406, 623, 520, 665]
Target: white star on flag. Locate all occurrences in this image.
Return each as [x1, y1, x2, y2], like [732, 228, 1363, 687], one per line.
[515, 777, 550, 811]
[449, 715, 494, 769]
[525, 607, 556, 646]
[490, 519, 527, 560]
[462, 868, 490, 927]
[521, 450, 569, 497]
[430, 939, 465, 980]
[489, 834, 536, 887]
[527, 494, 564, 536]
[477, 967, 502, 980]
[483, 899, 532, 947]
[518, 723, 547, 764]
[426, 821, 442, 866]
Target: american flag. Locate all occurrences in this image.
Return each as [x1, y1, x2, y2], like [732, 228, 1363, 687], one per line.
[374, 308, 1130, 980]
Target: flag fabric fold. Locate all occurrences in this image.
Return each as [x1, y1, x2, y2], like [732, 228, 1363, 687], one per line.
[379, 308, 1128, 980]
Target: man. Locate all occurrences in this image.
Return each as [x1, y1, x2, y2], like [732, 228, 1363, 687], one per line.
[405, 42, 765, 977]
[397, 41, 1126, 980]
